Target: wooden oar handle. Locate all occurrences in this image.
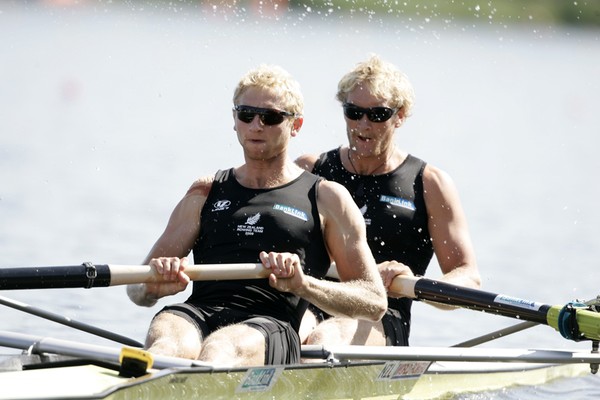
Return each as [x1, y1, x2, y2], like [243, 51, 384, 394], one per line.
[325, 263, 420, 299]
[108, 263, 270, 286]
[388, 275, 421, 298]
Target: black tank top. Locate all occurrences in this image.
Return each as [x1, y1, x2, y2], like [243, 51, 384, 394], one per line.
[313, 148, 434, 326]
[191, 168, 330, 331]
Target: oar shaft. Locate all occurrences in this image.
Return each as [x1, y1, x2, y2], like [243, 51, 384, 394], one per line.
[411, 277, 551, 324]
[452, 321, 538, 348]
[301, 344, 600, 364]
[0, 295, 143, 347]
[3, 263, 598, 342]
[0, 331, 210, 369]
[0, 264, 112, 290]
[389, 276, 600, 342]
[389, 276, 552, 323]
[0, 263, 270, 290]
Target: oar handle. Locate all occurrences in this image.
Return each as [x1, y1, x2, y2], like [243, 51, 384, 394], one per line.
[108, 263, 270, 286]
[325, 264, 420, 298]
[388, 275, 421, 298]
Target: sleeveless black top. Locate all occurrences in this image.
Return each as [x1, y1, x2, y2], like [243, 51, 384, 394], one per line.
[313, 148, 434, 327]
[191, 168, 330, 331]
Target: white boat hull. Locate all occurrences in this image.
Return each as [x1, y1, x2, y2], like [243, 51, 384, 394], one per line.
[0, 356, 590, 400]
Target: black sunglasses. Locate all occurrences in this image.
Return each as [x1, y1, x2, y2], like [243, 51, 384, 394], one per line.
[233, 105, 296, 126]
[342, 103, 398, 123]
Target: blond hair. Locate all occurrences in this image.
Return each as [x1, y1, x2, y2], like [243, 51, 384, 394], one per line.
[336, 55, 414, 117]
[233, 65, 304, 115]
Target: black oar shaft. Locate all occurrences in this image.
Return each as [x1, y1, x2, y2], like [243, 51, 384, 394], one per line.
[414, 278, 551, 325]
[453, 321, 538, 347]
[0, 295, 143, 347]
[0, 264, 111, 290]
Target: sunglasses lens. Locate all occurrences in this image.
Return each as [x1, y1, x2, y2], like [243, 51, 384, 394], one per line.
[261, 113, 285, 126]
[368, 108, 395, 122]
[343, 106, 364, 121]
[344, 104, 395, 122]
[237, 111, 257, 123]
[235, 106, 288, 126]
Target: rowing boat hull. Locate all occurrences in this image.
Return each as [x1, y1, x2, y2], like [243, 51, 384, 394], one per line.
[1, 360, 422, 400]
[408, 362, 588, 399]
[0, 358, 588, 400]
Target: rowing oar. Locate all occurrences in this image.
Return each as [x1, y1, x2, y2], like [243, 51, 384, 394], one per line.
[1, 263, 598, 343]
[390, 275, 600, 343]
[300, 344, 600, 364]
[0, 262, 270, 289]
[0, 330, 213, 370]
[0, 295, 143, 347]
[452, 321, 538, 347]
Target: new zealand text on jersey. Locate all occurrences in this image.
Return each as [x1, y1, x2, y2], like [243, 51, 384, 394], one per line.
[237, 213, 264, 236]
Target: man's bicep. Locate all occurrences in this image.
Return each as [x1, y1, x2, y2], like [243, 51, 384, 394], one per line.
[319, 182, 373, 281]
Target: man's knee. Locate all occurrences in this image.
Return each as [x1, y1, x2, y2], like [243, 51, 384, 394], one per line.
[299, 311, 318, 343]
[304, 318, 351, 345]
[200, 324, 265, 366]
[146, 312, 201, 359]
[304, 318, 385, 346]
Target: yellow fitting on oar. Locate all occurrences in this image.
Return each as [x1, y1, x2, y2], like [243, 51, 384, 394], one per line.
[119, 347, 154, 377]
[547, 304, 600, 342]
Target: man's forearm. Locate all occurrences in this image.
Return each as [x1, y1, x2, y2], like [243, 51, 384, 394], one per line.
[298, 276, 386, 321]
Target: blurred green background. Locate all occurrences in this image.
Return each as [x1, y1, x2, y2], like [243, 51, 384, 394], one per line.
[289, 0, 600, 27]
[25, 1, 600, 27]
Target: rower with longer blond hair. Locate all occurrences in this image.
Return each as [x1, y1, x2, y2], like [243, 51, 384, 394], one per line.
[296, 54, 481, 347]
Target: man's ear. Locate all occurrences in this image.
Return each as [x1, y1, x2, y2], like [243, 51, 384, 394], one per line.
[394, 109, 405, 128]
[292, 117, 304, 135]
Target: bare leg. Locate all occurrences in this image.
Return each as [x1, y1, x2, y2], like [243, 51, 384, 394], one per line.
[145, 312, 202, 359]
[304, 317, 386, 346]
[299, 310, 318, 344]
[199, 324, 266, 367]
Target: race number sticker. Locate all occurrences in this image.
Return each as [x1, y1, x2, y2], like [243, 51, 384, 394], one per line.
[236, 367, 283, 392]
[377, 361, 430, 380]
[494, 294, 543, 311]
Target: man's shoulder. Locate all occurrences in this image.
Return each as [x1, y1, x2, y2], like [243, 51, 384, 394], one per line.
[295, 147, 340, 172]
[295, 153, 319, 171]
[316, 178, 353, 205]
[186, 175, 215, 197]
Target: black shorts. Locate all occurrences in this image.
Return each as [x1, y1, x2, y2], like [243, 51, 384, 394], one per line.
[156, 303, 300, 365]
[381, 308, 409, 346]
[306, 304, 409, 346]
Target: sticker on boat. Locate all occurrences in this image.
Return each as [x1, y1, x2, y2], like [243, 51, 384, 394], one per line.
[236, 367, 284, 392]
[377, 361, 430, 381]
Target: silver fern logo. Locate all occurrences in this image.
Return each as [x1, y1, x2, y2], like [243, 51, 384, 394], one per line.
[245, 213, 261, 225]
[238, 213, 264, 235]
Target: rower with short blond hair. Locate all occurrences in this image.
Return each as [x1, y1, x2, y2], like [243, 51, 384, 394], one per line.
[127, 64, 387, 366]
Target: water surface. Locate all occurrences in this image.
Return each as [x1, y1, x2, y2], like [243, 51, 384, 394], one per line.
[1, 2, 599, 398]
